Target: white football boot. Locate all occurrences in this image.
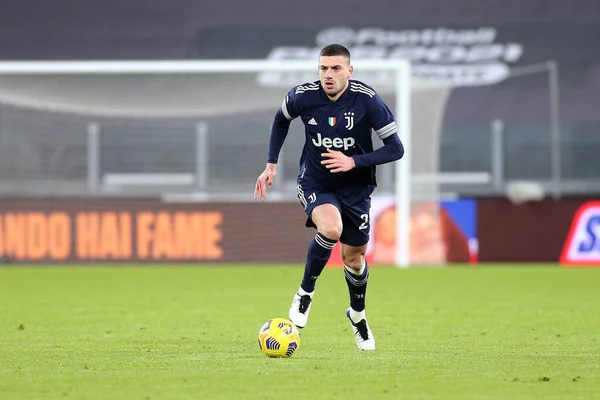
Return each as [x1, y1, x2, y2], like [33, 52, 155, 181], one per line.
[346, 308, 375, 350]
[288, 288, 313, 329]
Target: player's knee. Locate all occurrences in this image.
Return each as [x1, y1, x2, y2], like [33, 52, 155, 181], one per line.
[342, 253, 364, 270]
[318, 224, 342, 241]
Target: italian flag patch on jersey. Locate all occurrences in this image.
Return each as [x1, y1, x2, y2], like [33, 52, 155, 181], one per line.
[328, 117, 336, 126]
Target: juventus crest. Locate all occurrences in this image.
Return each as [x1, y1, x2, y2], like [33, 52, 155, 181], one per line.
[344, 112, 355, 130]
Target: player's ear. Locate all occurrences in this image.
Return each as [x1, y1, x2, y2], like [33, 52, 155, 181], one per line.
[348, 65, 353, 78]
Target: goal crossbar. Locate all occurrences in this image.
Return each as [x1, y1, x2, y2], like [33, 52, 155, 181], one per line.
[0, 60, 408, 74]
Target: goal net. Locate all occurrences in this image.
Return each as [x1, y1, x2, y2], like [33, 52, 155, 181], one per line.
[0, 60, 451, 267]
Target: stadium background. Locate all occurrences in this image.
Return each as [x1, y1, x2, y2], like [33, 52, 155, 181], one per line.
[0, 0, 599, 266]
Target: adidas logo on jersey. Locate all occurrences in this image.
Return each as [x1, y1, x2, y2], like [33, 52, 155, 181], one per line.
[560, 201, 600, 266]
[308, 118, 317, 125]
[312, 132, 356, 150]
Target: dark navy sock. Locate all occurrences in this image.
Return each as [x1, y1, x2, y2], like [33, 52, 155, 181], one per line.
[344, 261, 369, 312]
[300, 232, 337, 293]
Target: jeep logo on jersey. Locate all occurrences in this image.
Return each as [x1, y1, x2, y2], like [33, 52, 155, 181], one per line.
[560, 201, 600, 266]
[312, 133, 355, 150]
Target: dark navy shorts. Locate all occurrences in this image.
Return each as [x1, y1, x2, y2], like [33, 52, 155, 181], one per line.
[296, 181, 375, 247]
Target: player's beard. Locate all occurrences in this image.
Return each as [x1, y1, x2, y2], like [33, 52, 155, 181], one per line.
[324, 87, 339, 98]
[323, 80, 345, 99]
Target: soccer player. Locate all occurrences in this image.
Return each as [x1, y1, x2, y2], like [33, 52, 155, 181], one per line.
[254, 44, 404, 350]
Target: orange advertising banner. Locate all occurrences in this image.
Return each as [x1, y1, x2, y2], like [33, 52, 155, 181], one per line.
[0, 200, 313, 263]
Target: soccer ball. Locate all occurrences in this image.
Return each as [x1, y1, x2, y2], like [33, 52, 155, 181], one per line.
[257, 318, 301, 358]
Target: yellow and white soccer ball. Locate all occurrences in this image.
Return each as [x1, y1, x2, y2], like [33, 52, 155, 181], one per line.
[258, 318, 301, 358]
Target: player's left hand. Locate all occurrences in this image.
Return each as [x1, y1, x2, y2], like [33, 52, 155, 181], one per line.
[321, 149, 356, 173]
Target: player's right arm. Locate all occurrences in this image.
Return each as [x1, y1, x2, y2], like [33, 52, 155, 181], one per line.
[254, 90, 300, 201]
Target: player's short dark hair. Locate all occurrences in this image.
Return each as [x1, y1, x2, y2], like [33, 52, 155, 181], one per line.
[319, 44, 351, 62]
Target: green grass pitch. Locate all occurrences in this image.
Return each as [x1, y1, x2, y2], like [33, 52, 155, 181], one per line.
[0, 264, 599, 399]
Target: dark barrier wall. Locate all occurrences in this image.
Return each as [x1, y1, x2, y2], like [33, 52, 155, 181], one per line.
[0, 200, 314, 263]
[477, 198, 592, 262]
[2, 0, 599, 59]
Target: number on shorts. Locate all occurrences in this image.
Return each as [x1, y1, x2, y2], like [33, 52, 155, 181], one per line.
[358, 213, 369, 230]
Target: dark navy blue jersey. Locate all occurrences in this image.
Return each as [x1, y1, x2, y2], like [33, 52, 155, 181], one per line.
[280, 79, 397, 190]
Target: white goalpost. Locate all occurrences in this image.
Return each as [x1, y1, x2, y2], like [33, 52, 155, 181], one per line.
[0, 59, 450, 268]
